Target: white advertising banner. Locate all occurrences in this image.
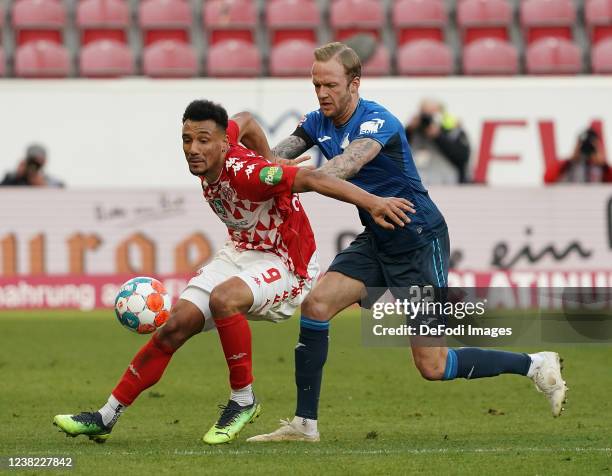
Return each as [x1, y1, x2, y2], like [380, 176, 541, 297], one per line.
[0, 77, 610, 187]
[1, 186, 611, 277]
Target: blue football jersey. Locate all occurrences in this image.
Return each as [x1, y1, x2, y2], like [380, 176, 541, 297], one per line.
[296, 98, 446, 253]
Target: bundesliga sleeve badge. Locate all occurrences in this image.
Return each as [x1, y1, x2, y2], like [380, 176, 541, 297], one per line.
[259, 166, 283, 186]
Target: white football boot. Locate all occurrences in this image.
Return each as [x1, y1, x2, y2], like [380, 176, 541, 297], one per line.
[530, 351, 568, 417]
[247, 418, 320, 442]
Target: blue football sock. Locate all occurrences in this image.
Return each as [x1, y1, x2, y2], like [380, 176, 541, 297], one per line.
[295, 316, 329, 420]
[443, 348, 531, 380]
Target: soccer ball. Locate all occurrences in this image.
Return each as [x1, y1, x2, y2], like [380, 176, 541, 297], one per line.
[114, 277, 171, 334]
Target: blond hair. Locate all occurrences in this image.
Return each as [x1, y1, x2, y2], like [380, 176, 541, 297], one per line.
[314, 42, 361, 82]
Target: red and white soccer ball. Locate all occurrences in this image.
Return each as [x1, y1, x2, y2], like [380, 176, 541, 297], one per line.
[114, 277, 171, 334]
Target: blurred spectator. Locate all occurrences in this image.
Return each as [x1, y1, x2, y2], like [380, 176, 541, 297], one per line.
[544, 128, 612, 183]
[1, 144, 65, 187]
[405, 99, 471, 185]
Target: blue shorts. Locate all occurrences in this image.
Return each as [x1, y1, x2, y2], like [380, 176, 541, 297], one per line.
[328, 226, 450, 311]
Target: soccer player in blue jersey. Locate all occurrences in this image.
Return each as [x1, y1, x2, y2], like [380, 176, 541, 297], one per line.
[248, 42, 567, 442]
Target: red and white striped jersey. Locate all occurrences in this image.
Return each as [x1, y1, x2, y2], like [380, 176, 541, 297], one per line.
[199, 120, 316, 278]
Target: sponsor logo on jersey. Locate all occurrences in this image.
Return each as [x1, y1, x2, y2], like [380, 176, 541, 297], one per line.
[359, 118, 385, 135]
[212, 199, 227, 218]
[245, 164, 256, 179]
[259, 166, 283, 185]
[318, 135, 331, 143]
[341, 133, 350, 150]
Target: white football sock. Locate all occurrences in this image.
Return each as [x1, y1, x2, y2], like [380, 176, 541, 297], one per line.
[231, 384, 254, 406]
[98, 394, 127, 427]
[291, 416, 318, 435]
[527, 353, 545, 378]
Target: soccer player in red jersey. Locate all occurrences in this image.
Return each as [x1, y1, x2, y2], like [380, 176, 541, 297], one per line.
[53, 99, 415, 445]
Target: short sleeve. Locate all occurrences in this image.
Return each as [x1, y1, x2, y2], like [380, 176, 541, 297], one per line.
[229, 158, 300, 202]
[292, 110, 320, 147]
[353, 112, 396, 147]
[226, 120, 240, 145]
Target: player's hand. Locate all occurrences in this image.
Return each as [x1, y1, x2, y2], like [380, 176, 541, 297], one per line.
[368, 197, 415, 230]
[273, 155, 313, 167]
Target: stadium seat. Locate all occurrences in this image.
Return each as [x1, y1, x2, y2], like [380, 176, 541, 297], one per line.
[77, 0, 130, 46]
[525, 37, 582, 74]
[204, 0, 257, 45]
[361, 43, 391, 76]
[330, 0, 385, 41]
[397, 39, 453, 75]
[457, 0, 512, 45]
[207, 39, 261, 77]
[12, 0, 66, 46]
[266, 0, 319, 46]
[0, 47, 5, 76]
[15, 40, 70, 77]
[143, 40, 198, 77]
[462, 38, 519, 75]
[80, 39, 134, 77]
[585, 0, 612, 44]
[592, 37, 612, 73]
[392, 0, 447, 45]
[269, 39, 315, 77]
[521, 0, 576, 45]
[139, 0, 191, 46]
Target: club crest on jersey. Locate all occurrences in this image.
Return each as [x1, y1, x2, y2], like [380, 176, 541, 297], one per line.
[259, 166, 283, 185]
[359, 118, 385, 135]
[212, 199, 227, 218]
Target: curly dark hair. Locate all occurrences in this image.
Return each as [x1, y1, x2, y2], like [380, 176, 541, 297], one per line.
[182, 100, 228, 130]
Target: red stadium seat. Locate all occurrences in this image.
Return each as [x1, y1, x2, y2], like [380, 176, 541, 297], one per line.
[361, 43, 391, 76]
[269, 39, 315, 77]
[12, 0, 66, 46]
[204, 0, 257, 45]
[462, 38, 518, 75]
[15, 40, 70, 77]
[521, 0, 576, 45]
[266, 0, 319, 46]
[457, 0, 512, 45]
[330, 0, 384, 41]
[586, 0, 612, 44]
[392, 0, 447, 45]
[139, 0, 191, 46]
[397, 39, 453, 75]
[80, 39, 134, 77]
[0, 47, 5, 76]
[592, 37, 612, 73]
[143, 40, 198, 77]
[77, 0, 129, 46]
[207, 39, 261, 77]
[526, 37, 582, 74]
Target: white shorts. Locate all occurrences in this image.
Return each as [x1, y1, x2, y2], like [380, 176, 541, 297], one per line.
[180, 242, 320, 332]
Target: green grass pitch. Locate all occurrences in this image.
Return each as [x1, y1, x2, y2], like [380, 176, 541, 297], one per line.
[1, 310, 611, 475]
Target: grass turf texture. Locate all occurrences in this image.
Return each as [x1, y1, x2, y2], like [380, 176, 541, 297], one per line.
[1, 310, 610, 475]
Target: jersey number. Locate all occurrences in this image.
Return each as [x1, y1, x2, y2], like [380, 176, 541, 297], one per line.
[261, 268, 281, 284]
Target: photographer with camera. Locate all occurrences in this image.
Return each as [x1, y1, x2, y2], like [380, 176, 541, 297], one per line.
[405, 99, 471, 186]
[1, 144, 64, 187]
[544, 127, 611, 183]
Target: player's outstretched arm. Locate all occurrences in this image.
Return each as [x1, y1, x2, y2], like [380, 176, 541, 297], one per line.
[318, 138, 382, 180]
[271, 136, 311, 163]
[230, 112, 274, 161]
[292, 168, 415, 230]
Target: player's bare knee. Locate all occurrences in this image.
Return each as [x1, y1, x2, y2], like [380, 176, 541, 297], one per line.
[157, 306, 200, 348]
[301, 294, 331, 322]
[209, 284, 246, 318]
